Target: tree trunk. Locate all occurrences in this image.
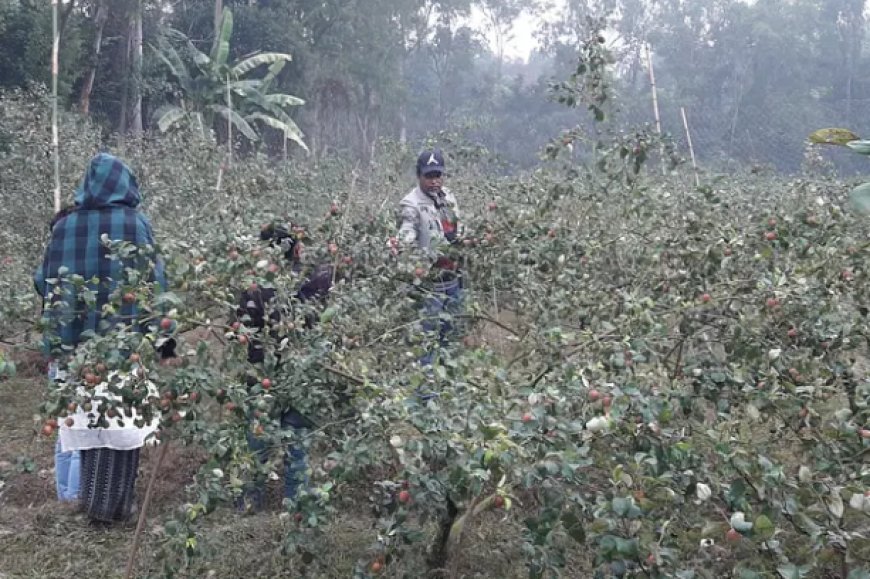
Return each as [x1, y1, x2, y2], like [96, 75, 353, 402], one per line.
[57, 0, 76, 59]
[51, 0, 61, 212]
[79, 0, 109, 116]
[399, 102, 407, 144]
[129, 0, 143, 136]
[118, 22, 130, 137]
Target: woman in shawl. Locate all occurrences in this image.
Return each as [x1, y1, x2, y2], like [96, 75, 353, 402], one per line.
[35, 153, 175, 522]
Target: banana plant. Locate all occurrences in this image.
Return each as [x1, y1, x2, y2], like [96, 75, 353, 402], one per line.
[151, 8, 307, 151]
[809, 128, 870, 213]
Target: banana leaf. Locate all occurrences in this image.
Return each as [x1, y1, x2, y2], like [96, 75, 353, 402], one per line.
[809, 128, 860, 146]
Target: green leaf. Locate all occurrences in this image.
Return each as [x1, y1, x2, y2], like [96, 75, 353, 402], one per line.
[246, 113, 308, 151]
[152, 105, 187, 133]
[480, 422, 506, 440]
[777, 564, 812, 579]
[320, 306, 338, 324]
[262, 93, 305, 108]
[849, 183, 870, 215]
[612, 497, 630, 516]
[754, 514, 774, 540]
[232, 53, 293, 77]
[615, 537, 639, 557]
[847, 140, 870, 155]
[561, 510, 586, 543]
[727, 478, 748, 509]
[229, 80, 262, 96]
[211, 8, 233, 67]
[209, 105, 258, 141]
[153, 39, 190, 84]
[809, 128, 860, 145]
[261, 60, 286, 91]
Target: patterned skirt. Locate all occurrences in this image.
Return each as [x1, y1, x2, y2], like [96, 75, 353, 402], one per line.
[79, 447, 140, 522]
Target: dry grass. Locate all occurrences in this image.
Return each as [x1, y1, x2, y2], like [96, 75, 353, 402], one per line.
[0, 371, 593, 579]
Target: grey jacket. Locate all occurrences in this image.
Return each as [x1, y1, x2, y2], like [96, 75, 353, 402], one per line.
[397, 186, 463, 256]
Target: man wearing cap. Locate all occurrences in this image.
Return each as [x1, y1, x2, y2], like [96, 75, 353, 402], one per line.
[397, 149, 465, 369]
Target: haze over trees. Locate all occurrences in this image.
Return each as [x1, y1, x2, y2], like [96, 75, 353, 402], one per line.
[1, 0, 868, 172]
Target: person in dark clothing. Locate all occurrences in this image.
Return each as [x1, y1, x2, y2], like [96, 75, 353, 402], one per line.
[236, 221, 334, 510]
[49, 204, 77, 231]
[34, 153, 175, 522]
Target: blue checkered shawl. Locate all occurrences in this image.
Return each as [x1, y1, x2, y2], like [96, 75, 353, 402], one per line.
[34, 154, 166, 355]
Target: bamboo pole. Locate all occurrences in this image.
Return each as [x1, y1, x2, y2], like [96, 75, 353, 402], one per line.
[51, 0, 61, 212]
[226, 75, 232, 168]
[124, 441, 170, 579]
[680, 107, 700, 187]
[644, 42, 665, 176]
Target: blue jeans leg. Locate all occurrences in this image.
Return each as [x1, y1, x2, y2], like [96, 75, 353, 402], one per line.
[417, 282, 464, 400]
[419, 292, 444, 368]
[55, 439, 80, 502]
[241, 428, 268, 511]
[440, 283, 464, 343]
[281, 410, 309, 501]
[243, 409, 309, 507]
[419, 283, 465, 365]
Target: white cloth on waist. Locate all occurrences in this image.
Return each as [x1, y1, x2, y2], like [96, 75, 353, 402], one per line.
[59, 370, 161, 452]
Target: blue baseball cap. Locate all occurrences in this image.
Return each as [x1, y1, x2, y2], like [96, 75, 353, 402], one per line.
[416, 149, 445, 176]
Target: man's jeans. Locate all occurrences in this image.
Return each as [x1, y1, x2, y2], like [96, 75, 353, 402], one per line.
[55, 438, 81, 502]
[241, 409, 309, 509]
[417, 278, 465, 399]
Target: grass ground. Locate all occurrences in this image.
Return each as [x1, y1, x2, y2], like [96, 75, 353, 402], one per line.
[0, 375, 544, 579]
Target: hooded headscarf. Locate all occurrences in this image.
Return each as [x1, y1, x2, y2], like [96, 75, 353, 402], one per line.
[34, 154, 166, 354]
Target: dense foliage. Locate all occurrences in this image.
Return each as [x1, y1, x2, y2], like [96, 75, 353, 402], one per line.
[3, 68, 870, 577]
[2, 0, 870, 171]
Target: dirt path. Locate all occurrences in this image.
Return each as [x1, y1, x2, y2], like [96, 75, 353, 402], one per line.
[0, 377, 547, 578]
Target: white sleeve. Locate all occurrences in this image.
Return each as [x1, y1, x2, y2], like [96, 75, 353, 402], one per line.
[447, 190, 464, 239]
[398, 204, 419, 246]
